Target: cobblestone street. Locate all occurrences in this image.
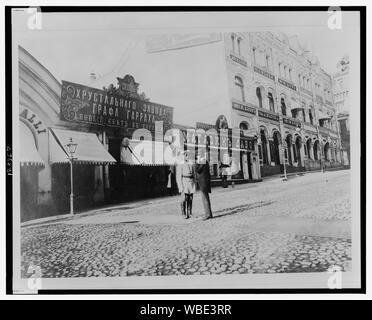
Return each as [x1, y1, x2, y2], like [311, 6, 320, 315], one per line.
[21, 170, 352, 278]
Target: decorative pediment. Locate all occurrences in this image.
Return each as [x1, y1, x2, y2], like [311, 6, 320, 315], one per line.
[103, 74, 149, 101]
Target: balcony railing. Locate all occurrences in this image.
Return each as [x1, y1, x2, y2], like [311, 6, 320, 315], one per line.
[319, 126, 330, 136]
[303, 122, 317, 133]
[282, 116, 301, 128]
[329, 130, 339, 138]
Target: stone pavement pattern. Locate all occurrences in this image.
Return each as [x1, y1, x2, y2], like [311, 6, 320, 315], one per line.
[21, 170, 352, 277]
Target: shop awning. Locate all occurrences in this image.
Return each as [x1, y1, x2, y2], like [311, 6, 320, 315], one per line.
[49, 128, 116, 165]
[20, 121, 45, 167]
[121, 139, 173, 166]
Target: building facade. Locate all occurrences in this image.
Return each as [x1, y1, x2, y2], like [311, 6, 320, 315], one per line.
[18, 46, 175, 221]
[333, 56, 350, 166]
[17, 31, 346, 221]
[223, 31, 343, 177]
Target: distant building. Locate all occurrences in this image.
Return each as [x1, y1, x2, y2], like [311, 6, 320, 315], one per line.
[333, 55, 350, 166]
[223, 32, 343, 177]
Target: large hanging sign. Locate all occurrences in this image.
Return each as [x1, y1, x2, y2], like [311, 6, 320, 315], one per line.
[60, 80, 173, 132]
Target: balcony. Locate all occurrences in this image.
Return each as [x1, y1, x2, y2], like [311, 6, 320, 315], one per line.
[303, 122, 317, 133]
[318, 126, 330, 136]
[329, 130, 339, 138]
[282, 116, 301, 128]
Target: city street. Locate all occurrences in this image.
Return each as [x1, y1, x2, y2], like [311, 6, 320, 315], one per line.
[21, 170, 351, 278]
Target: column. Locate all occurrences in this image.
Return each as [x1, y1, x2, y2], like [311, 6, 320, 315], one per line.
[300, 143, 305, 167]
[292, 143, 297, 166]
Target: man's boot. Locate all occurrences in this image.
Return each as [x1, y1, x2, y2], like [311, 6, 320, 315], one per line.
[187, 194, 193, 218]
[184, 194, 190, 219]
[180, 200, 186, 217]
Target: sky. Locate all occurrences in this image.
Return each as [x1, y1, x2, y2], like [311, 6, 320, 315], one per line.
[13, 10, 360, 126]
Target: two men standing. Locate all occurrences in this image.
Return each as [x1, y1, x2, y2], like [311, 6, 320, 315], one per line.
[176, 151, 213, 220]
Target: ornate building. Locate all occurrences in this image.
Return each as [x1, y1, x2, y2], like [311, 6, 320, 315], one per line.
[224, 31, 343, 177]
[333, 55, 350, 166]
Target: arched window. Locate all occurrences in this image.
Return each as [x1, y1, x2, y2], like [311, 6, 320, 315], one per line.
[268, 92, 275, 113]
[237, 38, 242, 56]
[280, 97, 287, 116]
[306, 139, 312, 159]
[256, 87, 263, 108]
[231, 34, 235, 52]
[234, 76, 245, 102]
[266, 55, 270, 69]
[324, 142, 330, 161]
[239, 121, 249, 131]
[253, 48, 257, 63]
[313, 140, 319, 160]
[309, 108, 314, 125]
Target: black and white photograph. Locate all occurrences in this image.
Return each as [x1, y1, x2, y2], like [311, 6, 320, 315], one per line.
[6, 6, 365, 294]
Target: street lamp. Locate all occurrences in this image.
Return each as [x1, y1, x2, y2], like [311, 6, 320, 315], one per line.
[65, 138, 78, 215]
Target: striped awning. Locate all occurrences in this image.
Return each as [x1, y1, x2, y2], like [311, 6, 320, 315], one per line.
[121, 139, 173, 166]
[20, 121, 45, 167]
[49, 128, 116, 165]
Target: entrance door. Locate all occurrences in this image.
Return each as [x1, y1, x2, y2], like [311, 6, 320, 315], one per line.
[241, 152, 249, 179]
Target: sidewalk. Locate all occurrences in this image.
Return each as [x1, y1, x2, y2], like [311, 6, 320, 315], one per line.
[20, 168, 341, 228]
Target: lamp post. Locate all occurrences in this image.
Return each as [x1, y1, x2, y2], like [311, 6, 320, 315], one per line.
[65, 138, 78, 215]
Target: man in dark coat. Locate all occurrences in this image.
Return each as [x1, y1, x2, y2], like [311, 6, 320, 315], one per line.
[195, 154, 213, 220]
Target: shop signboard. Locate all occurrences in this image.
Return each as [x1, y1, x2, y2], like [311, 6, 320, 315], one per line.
[60, 80, 174, 133]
